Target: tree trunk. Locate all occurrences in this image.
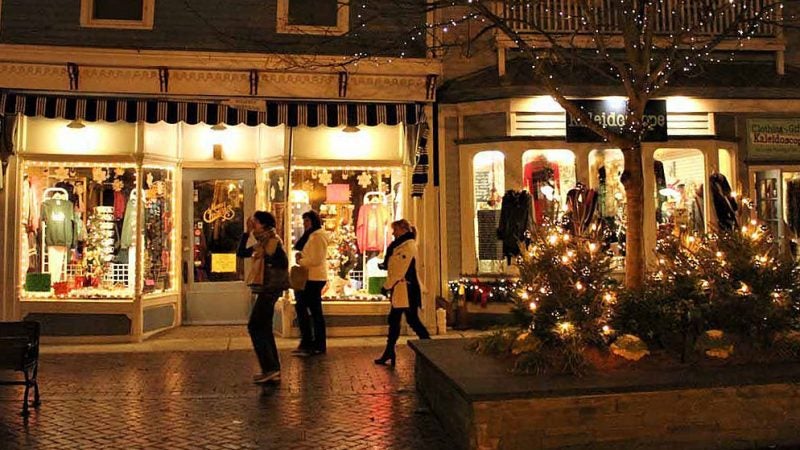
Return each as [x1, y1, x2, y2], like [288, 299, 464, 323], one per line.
[622, 142, 646, 289]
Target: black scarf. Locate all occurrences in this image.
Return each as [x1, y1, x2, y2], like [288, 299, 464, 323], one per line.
[294, 225, 321, 251]
[382, 231, 415, 267]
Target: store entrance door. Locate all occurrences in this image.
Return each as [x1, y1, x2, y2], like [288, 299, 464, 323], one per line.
[182, 169, 255, 324]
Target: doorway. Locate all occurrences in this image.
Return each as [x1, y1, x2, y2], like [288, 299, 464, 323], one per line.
[182, 168, 255, 324]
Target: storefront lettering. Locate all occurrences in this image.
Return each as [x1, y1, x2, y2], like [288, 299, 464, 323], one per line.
[566, 99, 667, 142]
[747, 119, 800, 160]
[203, 202, 235, 223]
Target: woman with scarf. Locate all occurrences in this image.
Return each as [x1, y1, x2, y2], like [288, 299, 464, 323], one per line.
[292, 210, 329, 356]
[237, 211, 288, 384]
[375, 219, 431, 366]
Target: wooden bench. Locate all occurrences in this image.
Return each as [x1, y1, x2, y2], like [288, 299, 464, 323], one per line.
[0, 321, 41, 417]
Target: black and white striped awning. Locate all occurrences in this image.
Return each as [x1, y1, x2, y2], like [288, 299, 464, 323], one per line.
[0, 91, 423, 127]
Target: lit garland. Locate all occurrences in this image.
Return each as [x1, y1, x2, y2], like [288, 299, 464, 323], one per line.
[448, 278, 519, 305]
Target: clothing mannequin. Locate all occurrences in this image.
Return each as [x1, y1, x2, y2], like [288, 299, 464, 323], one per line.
[41, 188, 76, 282]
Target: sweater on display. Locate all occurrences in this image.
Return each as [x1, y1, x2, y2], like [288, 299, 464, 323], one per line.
[41, 198, 77, 248]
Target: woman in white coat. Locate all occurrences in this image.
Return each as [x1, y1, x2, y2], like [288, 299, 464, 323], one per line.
[375, 219, 431, 366]
[293, 210, 329, 356]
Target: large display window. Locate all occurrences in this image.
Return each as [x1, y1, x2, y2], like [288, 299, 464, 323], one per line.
[285, 165, 407, 300]
[522, 149, 577, 224]
[19, 161, 177, 300]
[473, 151, 505, 273]
[589, 149, 626, 259]
[654, 148, 706, 235]
[141, 166, 176, 294]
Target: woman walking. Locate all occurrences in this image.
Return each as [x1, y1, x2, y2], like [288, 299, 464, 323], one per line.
[293, 210, 329, 356]
[375, 219, 431, 366]
[238, 211, 288, 384]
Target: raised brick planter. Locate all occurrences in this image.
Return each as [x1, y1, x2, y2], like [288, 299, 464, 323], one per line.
[409, 339, 800, 450]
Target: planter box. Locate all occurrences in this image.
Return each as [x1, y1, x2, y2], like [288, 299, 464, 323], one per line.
[409, 339, 800, 450]
[462, 302, 516, 329]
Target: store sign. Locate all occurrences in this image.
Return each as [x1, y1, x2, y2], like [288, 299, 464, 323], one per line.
[747, 119, 800, 161]
[566, 99, 667, 142]
[211, 253, 237, 273]
[203, 201, 235, 223]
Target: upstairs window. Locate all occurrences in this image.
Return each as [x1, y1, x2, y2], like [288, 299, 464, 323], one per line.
[80, 0, 155, 30]
[277, 0, 349, 35]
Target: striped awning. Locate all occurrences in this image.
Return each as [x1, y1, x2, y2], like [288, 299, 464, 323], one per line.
[0, 91, 423, 127]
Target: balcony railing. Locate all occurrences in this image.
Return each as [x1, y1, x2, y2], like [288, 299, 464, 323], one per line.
[501, 0, 779, 37]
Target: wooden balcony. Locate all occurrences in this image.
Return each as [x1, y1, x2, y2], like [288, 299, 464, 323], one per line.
[497, 0, 785, 52]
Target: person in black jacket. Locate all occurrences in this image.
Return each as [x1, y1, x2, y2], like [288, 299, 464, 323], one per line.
[237, 211, 287, 384]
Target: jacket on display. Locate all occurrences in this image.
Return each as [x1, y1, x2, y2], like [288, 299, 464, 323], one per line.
[382, 236, 422, 309]
[496, 190, 534, 262]
[356, 202, 390, 252]
[119, 194, 137, 249]
[787, 178, 800, 236]
[709, 173, 738, 231]
[524, 157, 560, 224]
[41, 198, 77, 248]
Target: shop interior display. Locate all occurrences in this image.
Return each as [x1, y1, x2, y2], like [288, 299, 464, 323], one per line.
[20, 164, 146, 299]
[285, 167, 405, 301]
[654, 149, 706, 235]
[192, 179, 244, 283]
[522, 150, 577, 225]
[473, 151, 505, 273]
[592, 150, 627, 260]
[142, 169, 174, 294]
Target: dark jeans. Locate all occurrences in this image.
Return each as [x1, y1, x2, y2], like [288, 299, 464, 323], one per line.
[383, 306, 431, 356]
[248, 292, 280, 373]
[295, 280, 327, 352]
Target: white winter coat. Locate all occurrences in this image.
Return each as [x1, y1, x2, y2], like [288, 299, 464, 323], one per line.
[382, 239, 422, 309]
[297, 229, 329, 281]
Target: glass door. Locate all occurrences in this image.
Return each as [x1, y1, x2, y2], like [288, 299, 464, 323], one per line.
[182, 169, 255, 324]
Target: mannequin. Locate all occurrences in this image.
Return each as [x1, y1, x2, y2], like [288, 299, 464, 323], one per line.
[41, 188, 76, 282]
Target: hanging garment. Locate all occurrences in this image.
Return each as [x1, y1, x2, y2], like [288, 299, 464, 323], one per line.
[523, 157, 560, 224]
[41, 198, 77, 248]
[786, 179, 800, 236]
[356, 202, 390, 252]
[496, 190, 534, 262]
[709, 173, 738, 231]
[114, 191, 126, 220]
[119, 194, 137, 249]
[47, 245, 69, 282]
[654, 160, 667, 223]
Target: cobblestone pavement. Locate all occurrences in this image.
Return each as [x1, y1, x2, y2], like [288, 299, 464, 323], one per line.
[0, 344, 451, 450]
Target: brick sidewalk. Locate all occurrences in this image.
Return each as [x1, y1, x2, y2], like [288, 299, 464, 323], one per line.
[0, 344, 451, 449]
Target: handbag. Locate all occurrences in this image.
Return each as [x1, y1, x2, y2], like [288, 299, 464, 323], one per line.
[289, 265, 309, 291]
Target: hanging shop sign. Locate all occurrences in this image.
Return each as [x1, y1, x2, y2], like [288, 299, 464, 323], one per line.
[746, 119, 800, 161]
[566, 99, 667, 142]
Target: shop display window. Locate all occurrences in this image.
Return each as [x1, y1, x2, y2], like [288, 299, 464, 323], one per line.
[191, 179, 246, 283]
[265, 167, 288, 240]
[654, 148, 706, 235]
[20, 163, 138, 299]
[521, 149, 577, 224]
[141, 167, 176, 294]
[288, 166, 406, 300]
[589, 149, 626, 258]
[473, 151, 505, 273]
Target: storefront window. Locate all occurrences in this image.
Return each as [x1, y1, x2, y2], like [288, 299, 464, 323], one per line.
[191, 179, 245, 283]
[473, 151, 504, 273]
[589, 149, 626, 258]
[654, 148, 706, 235]
[265, 167, 288, 241]
[289, 166, 406, 300]
[20, 162, 138, 299]
[522, 149, 577, 224]
[141, 167, 176, 294]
